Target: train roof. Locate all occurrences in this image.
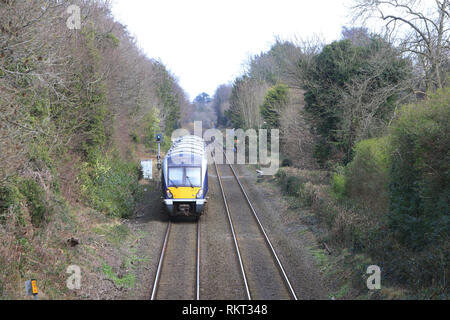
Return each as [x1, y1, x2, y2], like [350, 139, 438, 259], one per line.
[165, 135, 206, 166]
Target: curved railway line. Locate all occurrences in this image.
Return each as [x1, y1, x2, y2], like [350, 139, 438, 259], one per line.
[150, 151, 297, 300]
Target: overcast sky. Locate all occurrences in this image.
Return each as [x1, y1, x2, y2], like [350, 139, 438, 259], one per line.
[111, 0, 355, 100]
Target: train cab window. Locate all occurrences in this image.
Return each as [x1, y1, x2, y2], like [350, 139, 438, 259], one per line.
[168, 167, 184, 187]
[186, 167, 201, 187]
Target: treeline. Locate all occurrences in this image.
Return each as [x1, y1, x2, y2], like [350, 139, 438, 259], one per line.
[213, 1, 449, 297]
[0, 0, 187, 295]
[0, 0, 186, 216]
[182, 92, 217, 130]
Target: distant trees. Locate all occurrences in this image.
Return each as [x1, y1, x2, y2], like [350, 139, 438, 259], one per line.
[227, 40, 307, 129]
[225, 40, 318, 168]
[181, 92, 217, 129]
[211, 84, 232, 126]
[194, 92, 212, 105]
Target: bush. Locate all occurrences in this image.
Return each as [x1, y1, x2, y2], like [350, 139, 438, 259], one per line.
[298, 182, 317, 207]
[0, 184, 21, 224]
[388, 88, 450, 250]
[144, 108, 160, 149]
[130, 130, 140, 143]
[79, 151, 142, 218]
[275, 168, 287, 181]
[284, 176, 301, 196]
[345, 137, 390, 211]
[19, 179, 49, 226]
[331, 166, 347, 200]
[281, 158, 292, 167]
[0, 178, 50, 227]
[275, 169, 301, 196]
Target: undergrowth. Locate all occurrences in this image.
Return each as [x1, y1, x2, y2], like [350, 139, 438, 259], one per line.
[79, 150, 143, 218]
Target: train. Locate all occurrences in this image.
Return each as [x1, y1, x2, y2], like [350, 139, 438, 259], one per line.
[161, 135, 208, 219]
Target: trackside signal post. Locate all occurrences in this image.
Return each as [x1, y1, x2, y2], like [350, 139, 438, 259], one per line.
[156, 133, 163, 171]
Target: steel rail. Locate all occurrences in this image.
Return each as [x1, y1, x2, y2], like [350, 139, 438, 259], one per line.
[150, 221, 172, 300]
[196, 219, 201, 300]
[213, 160, 252, 300]
[223, 152, 298, 300]
[150, 220, 201, 300]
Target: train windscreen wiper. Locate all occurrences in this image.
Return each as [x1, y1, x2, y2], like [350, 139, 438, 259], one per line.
[186, 176, 194, 188]
[169, 179, 178, 188]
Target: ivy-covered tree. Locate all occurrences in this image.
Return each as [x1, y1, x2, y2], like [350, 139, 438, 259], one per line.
[388, 88, 450, 249]
[260, 83, 289, 128]
[304, 35, 412, 164]
[154, 63, 181, 136]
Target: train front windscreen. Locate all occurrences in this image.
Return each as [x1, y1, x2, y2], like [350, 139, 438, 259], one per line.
[168, 166, 201, 188]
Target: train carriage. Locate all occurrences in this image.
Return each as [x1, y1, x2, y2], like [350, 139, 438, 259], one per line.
[161, 135, 208, 219]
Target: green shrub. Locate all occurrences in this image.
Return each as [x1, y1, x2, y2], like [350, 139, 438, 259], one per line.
[79, 152, 142, 218]
[345, 136, 390, 211]
[144, 108, 160, 149]
[331, 168, 346, 200]
[388, 87, 450, 250]
[19, 179, 50, 227]
[284, 176, 301, 196]
[161, 135, 172, 153]
[0, 177, 53, 227]
[298, 182, 316, 207]
[275, 169, 301, 196]
[260, 83, 289, 128]
[0, 183, 22, 224]
[275, 168, 287, 182]
[130, 130, 140, 143]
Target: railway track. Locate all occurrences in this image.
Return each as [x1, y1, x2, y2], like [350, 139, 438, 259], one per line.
[150, 152, 297, 300]
[150, 220, 201, 300]
[213, 154, 298, 300]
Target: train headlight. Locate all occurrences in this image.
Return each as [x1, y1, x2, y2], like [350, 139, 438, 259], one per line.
[166, 189, 173, 199]
[196, 189, 204, 199]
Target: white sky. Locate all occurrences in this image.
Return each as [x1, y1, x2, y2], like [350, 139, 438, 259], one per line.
[111, 0, 355, 100]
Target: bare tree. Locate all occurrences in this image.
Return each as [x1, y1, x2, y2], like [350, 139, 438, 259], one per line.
[279, 88, 318, 169]
[352, 0, 450, 91]
[229, 76, 269, 129]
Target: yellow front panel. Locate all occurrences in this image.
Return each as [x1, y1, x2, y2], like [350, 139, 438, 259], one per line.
[168, 187, 200, 199]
